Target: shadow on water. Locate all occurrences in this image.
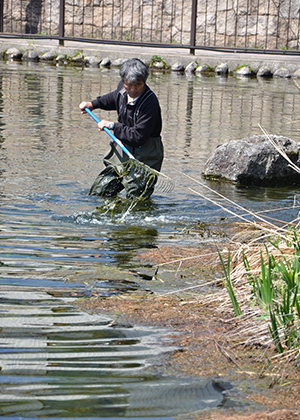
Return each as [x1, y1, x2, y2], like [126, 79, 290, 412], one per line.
[1, 61, 300, 417]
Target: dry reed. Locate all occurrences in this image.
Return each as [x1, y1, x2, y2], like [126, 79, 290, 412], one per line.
[157, 153, 300, 374]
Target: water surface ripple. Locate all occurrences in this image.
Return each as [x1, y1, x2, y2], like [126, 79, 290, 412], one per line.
[1, 60, 300, 417]
[0, 287, 224, 418]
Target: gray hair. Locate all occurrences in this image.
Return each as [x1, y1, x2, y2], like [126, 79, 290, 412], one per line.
[119, 58, 149, 84]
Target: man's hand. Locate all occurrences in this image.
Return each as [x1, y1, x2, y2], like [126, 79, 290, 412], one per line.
[97, 120, 114, 131]
[79, 101, 93, 113]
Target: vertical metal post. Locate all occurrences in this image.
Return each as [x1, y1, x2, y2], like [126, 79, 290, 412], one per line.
[190, 0, 198, 55]
[286, 0, 292, 49]
[0, 0, 3, 33]
[59, 0, 65, 45]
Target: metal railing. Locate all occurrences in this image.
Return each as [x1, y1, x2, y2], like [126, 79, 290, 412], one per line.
[1, 0, 299, 55]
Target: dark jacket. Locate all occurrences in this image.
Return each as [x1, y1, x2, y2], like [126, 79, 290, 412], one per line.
[91, 81, 164, 171]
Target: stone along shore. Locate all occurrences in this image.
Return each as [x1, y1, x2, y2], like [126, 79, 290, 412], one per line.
[1, 38, 300, 79]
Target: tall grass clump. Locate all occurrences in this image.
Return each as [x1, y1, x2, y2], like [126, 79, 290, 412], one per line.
[220, 229, 300, 359]
[176, 166, 300, 368]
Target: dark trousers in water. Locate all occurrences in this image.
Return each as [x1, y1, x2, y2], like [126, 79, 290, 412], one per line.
[89, 165, 157, 199]
[89, 138, 163, 199]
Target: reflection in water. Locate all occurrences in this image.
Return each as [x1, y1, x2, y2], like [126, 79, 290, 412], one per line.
[184, 81, 194, 150]
[0, 60, 300, 417]
[0, 72, 4, 197]
[54, 73, 65, 140]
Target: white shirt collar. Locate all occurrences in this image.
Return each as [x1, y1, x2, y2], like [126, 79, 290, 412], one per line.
[127, 95, 140, 105]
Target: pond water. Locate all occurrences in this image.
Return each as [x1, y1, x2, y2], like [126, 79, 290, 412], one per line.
[1, 59, 300, 418]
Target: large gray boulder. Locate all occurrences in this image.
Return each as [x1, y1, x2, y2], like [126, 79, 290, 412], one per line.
[273, 67, 291, 78]
[235, 65, 255, 77]
[5, 47, 23, 59]
[202, 135, 300, 186]
[215, 63, 228, 75]
[39, 50, 57, 61]
[185, 61, 198, 74]
[22, 49, 39, 61]
[172, 62, 184, 72]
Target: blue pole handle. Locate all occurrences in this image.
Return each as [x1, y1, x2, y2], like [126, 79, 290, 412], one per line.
[84, 107, 136, 160]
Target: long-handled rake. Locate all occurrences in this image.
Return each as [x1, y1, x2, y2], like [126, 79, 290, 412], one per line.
[84, 108, 174, 193]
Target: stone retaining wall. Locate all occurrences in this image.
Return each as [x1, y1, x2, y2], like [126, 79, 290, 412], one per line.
[3, 0, 300, 50]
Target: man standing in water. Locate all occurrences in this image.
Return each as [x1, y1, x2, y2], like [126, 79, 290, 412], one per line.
[79, 58, 164, 199]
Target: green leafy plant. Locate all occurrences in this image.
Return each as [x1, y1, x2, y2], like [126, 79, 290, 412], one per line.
[242, 246, 274, 311]
[269, 232, 300, 350]
[124, 31, 131, 41]
[150, 55, 163, 63]
[148, 55, 168, 68]
[222, 230, 300, 356]
[217, 249, 241, 316]
[269, 308, 283, 353]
